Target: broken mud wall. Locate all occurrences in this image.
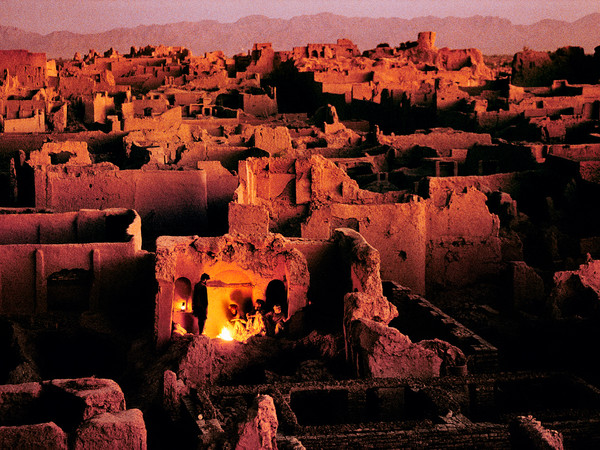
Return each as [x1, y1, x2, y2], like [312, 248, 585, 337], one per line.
[154, 234, 309, 348]
[235, 157, 311, 235]
[178, 143, 251, 173]
[549, 259, 600, 319]
[0, 209, 152, 316]
[234, 155, 393, 235]
[0, 209, 137, 245]
[84, 94, 115, 124]
[132, 98, 169, 117]
[29, 141, 92, 167]
[3, 111, 45, 133]
[235, 156, 504, 293]
[421, 172, 545, 218]
[243, 93, 277, 117]
[334, 233, 442, 380]
[122, 107, 182, 132]
[251, 126, 292, 154]
[380, 129, 492, 157]
[301, 189, 502, 295]
[512, 46, 595, 87]
[33, 164, 208, 243]
[426, 188, 502, 288]
[0, 50, 47, 89]
[333, 228, 385, 298]
[302, 202, 428, 294]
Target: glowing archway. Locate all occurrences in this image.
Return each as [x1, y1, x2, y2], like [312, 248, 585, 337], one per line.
[203, 270, 253, 338]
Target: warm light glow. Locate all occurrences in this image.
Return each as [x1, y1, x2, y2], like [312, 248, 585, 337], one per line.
[180, 302, 186, 311]
[217, 326, 234, 341]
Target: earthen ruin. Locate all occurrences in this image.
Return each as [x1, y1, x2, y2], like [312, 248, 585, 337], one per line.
[1, 31, 600, 449]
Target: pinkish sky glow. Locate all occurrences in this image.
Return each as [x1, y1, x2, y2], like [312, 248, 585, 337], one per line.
[0, 0, 598, 34]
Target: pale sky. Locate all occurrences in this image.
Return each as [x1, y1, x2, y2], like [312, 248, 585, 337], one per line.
[1, 0, 598, 34]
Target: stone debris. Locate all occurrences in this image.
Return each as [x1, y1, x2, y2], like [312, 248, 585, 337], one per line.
[236, 395, 278, 450]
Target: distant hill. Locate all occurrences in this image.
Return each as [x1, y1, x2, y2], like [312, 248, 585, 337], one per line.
[1, 12, 599, 59]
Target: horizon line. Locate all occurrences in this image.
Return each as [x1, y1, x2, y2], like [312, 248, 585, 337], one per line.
[1, 10, 598, 37]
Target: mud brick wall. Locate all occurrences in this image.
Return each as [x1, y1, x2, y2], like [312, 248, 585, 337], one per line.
[385, 282, 499, 373]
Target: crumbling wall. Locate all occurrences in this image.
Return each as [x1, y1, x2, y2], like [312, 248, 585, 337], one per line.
[0, 50, 47, 89]
[335, 231, 441, 379]
[84, 93, 116, 124]
[512, 46, 593, 87]
[0, 209, 150, 315]
[48, 103, 68, 132]
[251, 126, 292, 154]
[122, 106, 182, 132]
[303, 202, 427, 294]
[33, 164, 208, 240]
[349, 318, 442, 378]
[2, 110, 45, 133]
[243, 93, 278, 117]
[236, 156, 503, 292]
[549, 259, 600, 319]
[29, 141, 92, 166]
[379, 128, 492, 157]
[132, 98, 169, 117]
[301, 188, 501, 293]
[333, 228, 384, 298]
[334, 228, 442, 378]
[426, 188, 502, 288]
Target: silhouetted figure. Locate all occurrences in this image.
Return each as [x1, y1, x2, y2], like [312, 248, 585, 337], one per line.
[192, 273, 210, 334]
[246, 299, 267, 337]
[266, 304, 287, 336]
[227, 303, 247, 339]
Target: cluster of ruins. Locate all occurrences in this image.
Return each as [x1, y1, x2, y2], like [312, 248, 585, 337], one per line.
[1, 31, 600, 448]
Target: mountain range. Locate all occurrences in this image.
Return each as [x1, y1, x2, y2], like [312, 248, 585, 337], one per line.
[1, 12, 599, 59]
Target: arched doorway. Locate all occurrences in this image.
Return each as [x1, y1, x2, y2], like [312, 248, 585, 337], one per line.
[204, 270, 253, 338]
[265, 279, 288, 317]
[172, 277, 195, 333]
[174, 277, 192, 310]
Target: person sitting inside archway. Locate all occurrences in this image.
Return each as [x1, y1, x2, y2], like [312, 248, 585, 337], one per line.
[266, 304, 287, 337]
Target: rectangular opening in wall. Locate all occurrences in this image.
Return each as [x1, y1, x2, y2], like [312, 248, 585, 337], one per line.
[365, 386, 406, 422]
[290, 389, 349, 425]
[47, 269, 91, 312]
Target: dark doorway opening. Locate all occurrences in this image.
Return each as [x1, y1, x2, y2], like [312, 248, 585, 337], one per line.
[265, 279, 287, 317]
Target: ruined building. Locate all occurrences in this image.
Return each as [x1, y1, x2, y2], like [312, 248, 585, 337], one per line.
[1, 32, 600, 449]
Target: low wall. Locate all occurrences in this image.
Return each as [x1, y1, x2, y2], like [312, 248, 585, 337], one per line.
[34, 164, 208, 242]
[0, 209, 152, 315]
[188, 372, 600, 449]
[384, 282, 499, 374]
